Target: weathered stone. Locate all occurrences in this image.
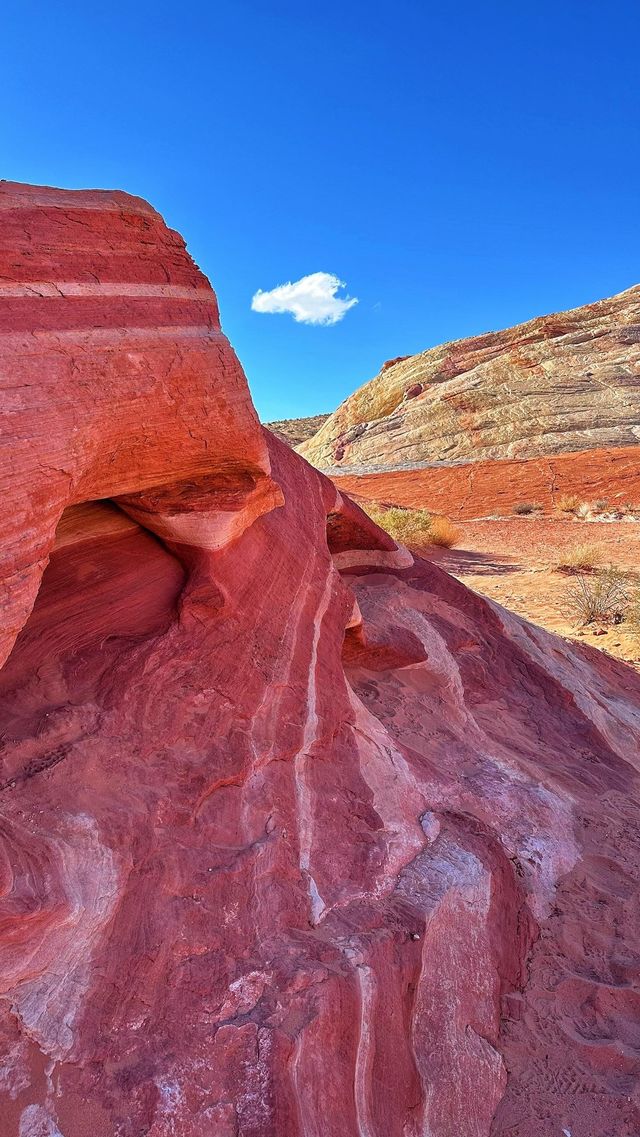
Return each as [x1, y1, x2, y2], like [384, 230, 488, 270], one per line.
[1, 184, 640, 1137]
[332, 443, 640, 519]
[0, 180, 277, 669]
[299, 286, 640, 468]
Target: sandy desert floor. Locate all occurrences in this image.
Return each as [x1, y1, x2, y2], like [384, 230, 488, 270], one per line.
[417, 516, 640, 669]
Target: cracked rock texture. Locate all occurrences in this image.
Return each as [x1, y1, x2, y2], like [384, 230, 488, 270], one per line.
[331, 445, 640, 520]
[298, 286, 640, 470]
[2, 184, 640, 1137]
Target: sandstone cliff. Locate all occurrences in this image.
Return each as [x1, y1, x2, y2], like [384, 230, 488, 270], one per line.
[2, 184, 640, 1137]
[298, 286, 640, 469]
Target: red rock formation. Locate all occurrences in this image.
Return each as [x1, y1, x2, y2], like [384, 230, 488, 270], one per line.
[0, 181, 279, 670]
[2, 184, 640, 1137]
[331, 444, 640, 519]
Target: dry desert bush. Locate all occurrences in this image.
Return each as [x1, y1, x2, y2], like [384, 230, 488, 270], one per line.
[554, 543, 604, 574]
[563, 566, 630, 626]
[628, 593, 640, 644]
[512, 501, 542, 515]
[555, 497, 606, 519]
[428, 516, 460, 547]
[556, 494, 581, 514]
[362, 502, 459, 548]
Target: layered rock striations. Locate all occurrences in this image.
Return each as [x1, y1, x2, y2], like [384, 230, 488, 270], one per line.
[2, 184, 640, 1136]
[0, 181, 279, 670]
[298, 286, 640, 470]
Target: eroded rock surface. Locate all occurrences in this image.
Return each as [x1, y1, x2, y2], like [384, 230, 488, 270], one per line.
[0, 180, 278, 669]
[298, 286, 640, 469]
[331, 444, 640, 519]
[2, 184, 640, 1137]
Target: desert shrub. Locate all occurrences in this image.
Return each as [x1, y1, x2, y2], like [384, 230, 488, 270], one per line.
[628, 591, 640, 642]
[361, 502, 458, 548]
[594, 499, 609, 511]
[575, 501, 592, 519]
[427, 516, 460, 547]
[556, 494, 581, 513]
[360, 502, 431, 544]
[360, 501, 389, 527]
[563, 567, 630, 626]
[554, 543, 604, 574]
[513, 501, 542, 515]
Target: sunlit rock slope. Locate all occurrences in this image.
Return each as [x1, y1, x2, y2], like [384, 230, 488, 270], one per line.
[299, 286, 640, 470]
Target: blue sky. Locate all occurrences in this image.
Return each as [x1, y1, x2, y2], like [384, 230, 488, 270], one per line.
[3, 1, 639, 421]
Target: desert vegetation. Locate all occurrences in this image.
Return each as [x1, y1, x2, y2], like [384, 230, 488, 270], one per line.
[362, 502, 459, 548]
[554, 543, 604, 574]
[552, 496, 640, 521]
[628, 593, 640, 645]
[495, 497, 640, 521]
[555, 494, 582, 514]
[512, 501, 543, 515]
[563, 566, 631, 627]
[428, 515, 460, 547]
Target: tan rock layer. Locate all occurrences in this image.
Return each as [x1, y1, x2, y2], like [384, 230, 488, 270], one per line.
[299, 286, 640, 468]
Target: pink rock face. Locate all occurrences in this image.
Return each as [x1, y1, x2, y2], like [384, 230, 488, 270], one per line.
[1, 185, 640, 1137]
[0, 181, 278, 669]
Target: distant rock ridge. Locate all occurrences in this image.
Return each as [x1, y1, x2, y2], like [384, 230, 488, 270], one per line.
[266, 412, 329, 447]
[2, 184, 640, 1136]
[298, 285, 640, 469]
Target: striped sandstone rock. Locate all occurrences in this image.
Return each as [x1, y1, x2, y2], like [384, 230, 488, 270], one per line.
[1, 185, 640, 1137]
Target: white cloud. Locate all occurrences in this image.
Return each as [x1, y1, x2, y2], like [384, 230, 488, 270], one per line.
[251, 271, 358, 326]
